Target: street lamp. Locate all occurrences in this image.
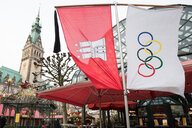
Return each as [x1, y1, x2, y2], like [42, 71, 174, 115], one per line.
[7, 78, 12, 95]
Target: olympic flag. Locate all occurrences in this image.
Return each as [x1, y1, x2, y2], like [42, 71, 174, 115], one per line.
[126, 6, 185, 96]
[56, 6, 122, 90]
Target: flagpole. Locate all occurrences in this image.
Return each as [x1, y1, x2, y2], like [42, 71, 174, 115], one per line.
[55, 4, 184, 8]
[114, 2, 130, 128]
[99, 95, 102, 128]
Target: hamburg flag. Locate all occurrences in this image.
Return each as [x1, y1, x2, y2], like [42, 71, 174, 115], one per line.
[126, 6, 185, 96]
[56, 6, 122, 90]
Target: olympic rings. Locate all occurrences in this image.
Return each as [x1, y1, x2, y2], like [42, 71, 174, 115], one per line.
[137, 32, 163, 77]
[144, 40, 162, 55]
[137, 32, 153, 47]
[138, 63, 155, 77]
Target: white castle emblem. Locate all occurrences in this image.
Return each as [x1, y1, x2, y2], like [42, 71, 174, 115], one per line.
[75, 38, 107, 61]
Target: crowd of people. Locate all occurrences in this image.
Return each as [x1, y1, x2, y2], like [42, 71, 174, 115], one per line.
[0, 116, 61, 128]
[42, 119, 61, 128]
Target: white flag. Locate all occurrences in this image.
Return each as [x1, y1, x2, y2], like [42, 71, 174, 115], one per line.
[126, 6, 185, 97]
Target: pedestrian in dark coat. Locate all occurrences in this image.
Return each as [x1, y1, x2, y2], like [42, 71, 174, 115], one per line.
[54, 119, 61, 128]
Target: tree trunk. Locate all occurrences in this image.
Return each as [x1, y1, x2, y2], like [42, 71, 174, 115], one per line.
[62, 102, 68, 128]
[102, 110, 106, 128]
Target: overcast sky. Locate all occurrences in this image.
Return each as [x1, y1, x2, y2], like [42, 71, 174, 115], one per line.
[0, 0, 192, 71]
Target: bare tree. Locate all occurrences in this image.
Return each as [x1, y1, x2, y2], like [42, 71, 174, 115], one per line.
[34, 52, 76, 127]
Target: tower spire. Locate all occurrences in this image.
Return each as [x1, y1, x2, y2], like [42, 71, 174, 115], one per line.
[36, 7, 40, 23]
[30, 8, 42, 43]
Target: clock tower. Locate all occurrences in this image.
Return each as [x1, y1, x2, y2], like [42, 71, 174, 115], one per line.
[19, 10, 44, 84]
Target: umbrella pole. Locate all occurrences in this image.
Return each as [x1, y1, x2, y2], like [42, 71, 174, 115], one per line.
[99, 96, 102, 128]
[114, 2, 130, 128]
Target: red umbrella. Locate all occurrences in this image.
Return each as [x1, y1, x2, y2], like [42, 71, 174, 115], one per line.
[88, 101, 137, 110]
[36, 82, 157, 127]
[37, 81, 124, 107]
[36, 81, 174, 107]
[36, 81, 126, 127]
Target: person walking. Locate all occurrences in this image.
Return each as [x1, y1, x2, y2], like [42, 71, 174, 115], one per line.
[54, 119, 61, 128]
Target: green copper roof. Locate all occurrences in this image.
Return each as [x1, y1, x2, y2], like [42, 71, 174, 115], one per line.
[30, 9, 42, 43]
[0, 66, 21, 86]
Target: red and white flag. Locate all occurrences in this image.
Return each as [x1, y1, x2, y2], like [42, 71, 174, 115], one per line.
[56, 6, 122, 90]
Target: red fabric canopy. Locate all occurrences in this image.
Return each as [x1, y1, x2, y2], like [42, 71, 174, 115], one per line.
[36, 81, 172, 107]
[37, 82, 124, 107]
[88, 101, 137, 110]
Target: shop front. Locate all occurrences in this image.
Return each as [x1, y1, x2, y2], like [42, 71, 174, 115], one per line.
[136, 97, 192, 128]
